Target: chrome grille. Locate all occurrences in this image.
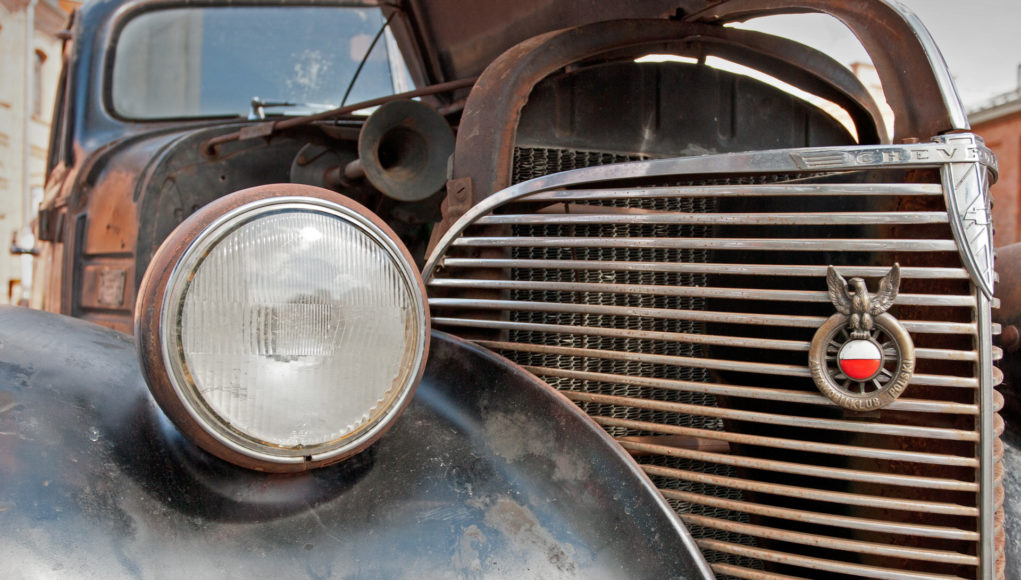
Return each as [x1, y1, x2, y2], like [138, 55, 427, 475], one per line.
[426, 143, 1000, 579]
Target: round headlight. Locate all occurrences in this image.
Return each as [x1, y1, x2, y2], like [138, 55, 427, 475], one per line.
[136, 185, 429, 472]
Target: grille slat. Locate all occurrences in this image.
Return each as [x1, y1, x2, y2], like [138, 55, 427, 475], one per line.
[429, 278, 976, 307]
[474, 325, 975, 367]
[711, 562, 810, 580]
[695, 539, 970, 580]
[620, 439, 977, 491]
[564, 390, 978, 441]
[660, 486, 979, 541]
[540, 365, 976, 413]
[519, 183, 945, 201]
[683, 513, 979, 566]
[532, 359, 978, 389]
[443, 322, 981, 388]
[594, 415, 978, 466]
[646, 463, 977, 517]
[426, 147, 993, 577]
[451, 235, 960, 252]
[476, 211, 950, 226]
[429, 297, 977, 334]
[435, 316, 807, 351]
[438, 258, 972, 279]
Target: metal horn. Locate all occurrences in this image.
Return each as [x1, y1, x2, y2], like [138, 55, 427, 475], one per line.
[352, 100, 455, 202]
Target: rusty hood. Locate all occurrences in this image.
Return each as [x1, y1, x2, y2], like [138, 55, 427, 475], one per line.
[383, 0, 717, 85]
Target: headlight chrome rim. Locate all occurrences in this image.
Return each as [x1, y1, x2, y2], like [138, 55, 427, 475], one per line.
[136, 184, 429, 472]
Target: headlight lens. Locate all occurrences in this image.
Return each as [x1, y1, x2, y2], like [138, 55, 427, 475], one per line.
[137, 186, 428, 471]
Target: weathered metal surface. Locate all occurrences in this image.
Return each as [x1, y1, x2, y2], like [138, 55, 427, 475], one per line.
[0, 306, 711, 578]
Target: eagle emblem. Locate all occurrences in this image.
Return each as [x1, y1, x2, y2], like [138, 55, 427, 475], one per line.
[809, 264, 914, 411]
[827, 264, 899, 339]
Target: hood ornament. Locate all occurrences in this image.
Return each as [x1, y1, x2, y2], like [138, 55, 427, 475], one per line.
[809, 264, 914, 411]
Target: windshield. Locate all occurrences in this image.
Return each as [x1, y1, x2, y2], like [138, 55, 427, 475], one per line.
[111, 6, 403, 120]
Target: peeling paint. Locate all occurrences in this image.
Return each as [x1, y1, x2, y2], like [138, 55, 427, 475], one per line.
[451, 524, 486, 578]
[483, 497, 577, 576]
[484, 412, 591, 483]
[0, 391, 16, 415]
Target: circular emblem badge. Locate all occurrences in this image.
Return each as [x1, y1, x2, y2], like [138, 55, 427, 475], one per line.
[809, 313, 914, 411]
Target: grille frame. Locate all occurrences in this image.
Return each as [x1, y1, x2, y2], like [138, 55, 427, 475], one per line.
[425, 135, 1000, 579]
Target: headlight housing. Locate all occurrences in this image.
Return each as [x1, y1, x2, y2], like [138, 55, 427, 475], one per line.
[136, 184, 429, 472]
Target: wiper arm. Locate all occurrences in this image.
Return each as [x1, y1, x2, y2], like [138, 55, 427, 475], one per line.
[249, 97, 338, 120]
[249, 97, 296, 120]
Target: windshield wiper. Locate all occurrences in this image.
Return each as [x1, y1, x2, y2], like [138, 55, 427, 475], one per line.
[249, 97, 338, 120]
[249, 97, 297, 120]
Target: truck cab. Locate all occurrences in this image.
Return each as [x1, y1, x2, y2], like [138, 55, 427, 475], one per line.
[6, 1, 1008, 578]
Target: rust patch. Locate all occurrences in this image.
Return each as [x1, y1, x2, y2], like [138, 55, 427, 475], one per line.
[0, 391, 15, 416]
[484, 411, 591, 483]
[451, 524, 486, 577]
[483, 497, 577, 575]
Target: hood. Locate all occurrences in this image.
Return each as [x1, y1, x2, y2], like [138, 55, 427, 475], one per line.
[384, 0, 717, 85]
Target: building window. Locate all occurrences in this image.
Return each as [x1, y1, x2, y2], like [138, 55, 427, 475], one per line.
[33, 50, 47, 118]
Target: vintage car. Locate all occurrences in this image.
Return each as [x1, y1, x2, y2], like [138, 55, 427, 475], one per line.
[2, 0, 1013, 578]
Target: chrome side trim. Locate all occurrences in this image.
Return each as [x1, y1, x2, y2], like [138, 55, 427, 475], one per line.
[939, 134, 997, 298]
[978, 291, 997, 580]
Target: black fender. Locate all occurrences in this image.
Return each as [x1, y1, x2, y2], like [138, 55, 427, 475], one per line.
[0, 306, 711, 578]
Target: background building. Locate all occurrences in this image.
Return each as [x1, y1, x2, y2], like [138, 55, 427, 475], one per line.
[0, 0, 72, 305]
[970, 70, 1021, 248]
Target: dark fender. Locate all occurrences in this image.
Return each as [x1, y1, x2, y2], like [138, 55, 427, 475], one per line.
[0, 306, 711, 579]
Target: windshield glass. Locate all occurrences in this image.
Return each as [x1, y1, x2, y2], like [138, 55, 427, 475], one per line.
[111, 6, 401, 120]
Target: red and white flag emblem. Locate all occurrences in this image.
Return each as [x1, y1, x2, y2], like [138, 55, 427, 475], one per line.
[838, 340, 883, 380]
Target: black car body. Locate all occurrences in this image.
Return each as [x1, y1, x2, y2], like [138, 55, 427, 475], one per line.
[3, 0, 1013, 578]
